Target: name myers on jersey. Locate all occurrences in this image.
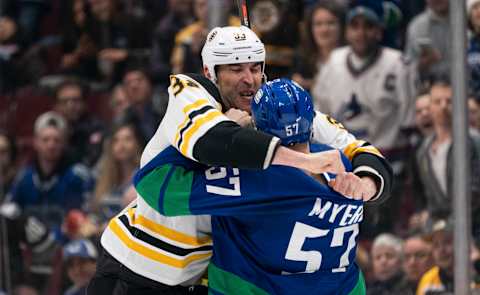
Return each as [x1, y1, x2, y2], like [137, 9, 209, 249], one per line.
[307, 198, 363, 226]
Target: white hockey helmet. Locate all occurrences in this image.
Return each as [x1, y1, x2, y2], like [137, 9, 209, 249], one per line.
[201, 26, 266, 83]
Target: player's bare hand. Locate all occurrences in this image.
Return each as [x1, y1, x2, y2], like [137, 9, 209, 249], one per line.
[225, 108, 252, 127]
[328, 173, 377, 201]
[305, 150, 345, 175]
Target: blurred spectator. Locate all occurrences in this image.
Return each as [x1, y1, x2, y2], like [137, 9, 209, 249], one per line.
[85, 0, 153, 84]
[415, 75, 480, 222]
[367, 233, 405, 294]
[406, 93, 433, 232]
[0, 131, 17, 198]
[356, 243, 372, 282]
[15, 0, 51, 47]
[121, 66, 167, 137]
[91, 121, 144, 224]
[150, 0, 193, 84]
[0, 133, 23, 289]
[291, 1, 344, 90]
[312, 0, 415, 236]
[405, 0, 450, 81]
[395, 233, 434, 294]
[414, 93, 434, 138]
[313, 0, 414, 151]
[469, 96, 480, 134]
[62, 239, 97, 295]
[381, 0, 404, 49]
[468, 0, 480, 96]
[416, 219, 454, 294]
[251, 0, 304, 79]
[171, 0, 239, 75]
[12, 285, 39, 295]
[120, 184, 136, 207]
[59, 0, 98, 81]
[0, 15, 21, 93]
[109, 83, 130, 120]
[1, 111, 93, 230]
[53, 79, 104, 167]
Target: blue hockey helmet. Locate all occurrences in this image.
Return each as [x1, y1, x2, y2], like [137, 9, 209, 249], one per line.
[251, 78, 315, 146]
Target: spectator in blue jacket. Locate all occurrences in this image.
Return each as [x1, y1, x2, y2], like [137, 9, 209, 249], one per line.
[2, 111, 94, 232]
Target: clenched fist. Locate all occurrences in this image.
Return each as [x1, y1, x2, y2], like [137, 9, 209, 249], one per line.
[328, 173, 377, 201]
[225, 108, 252, 127]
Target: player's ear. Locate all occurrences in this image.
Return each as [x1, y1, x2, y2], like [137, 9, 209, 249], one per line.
[203, 66, 212, 79]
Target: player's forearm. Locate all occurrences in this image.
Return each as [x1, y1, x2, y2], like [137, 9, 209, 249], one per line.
[193, 121, 280, 169]
[271, 146, 310, 170]
[272, 146, 346, 175]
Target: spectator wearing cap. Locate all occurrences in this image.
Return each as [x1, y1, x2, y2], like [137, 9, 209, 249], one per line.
[312, 0, 415, 236]
[404, 0, 450, 81]
[367, 233, 405, 294]
[62, 239, 97, 295]
[1, 111, 94, 232]
[54, 79, 104, 168]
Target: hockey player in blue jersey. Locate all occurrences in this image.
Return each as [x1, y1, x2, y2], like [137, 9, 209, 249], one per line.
[132, 79, 366, 294]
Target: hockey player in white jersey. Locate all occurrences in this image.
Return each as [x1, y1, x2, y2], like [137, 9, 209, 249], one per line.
[88, 25, 392, 295]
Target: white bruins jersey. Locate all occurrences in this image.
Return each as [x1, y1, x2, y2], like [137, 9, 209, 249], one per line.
[102, 74, 229, 285]
[101, 73, 385, 286]
[313, 46, 415, 151]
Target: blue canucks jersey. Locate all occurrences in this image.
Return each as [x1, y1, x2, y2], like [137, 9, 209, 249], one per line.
[134, 144, 365, 295]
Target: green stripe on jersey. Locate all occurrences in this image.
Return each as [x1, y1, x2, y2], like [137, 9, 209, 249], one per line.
[136, 164, 172, 212]
[348, 270, 366, 295]
[208, 263, 269, 295]
[162, 166, 194, 215]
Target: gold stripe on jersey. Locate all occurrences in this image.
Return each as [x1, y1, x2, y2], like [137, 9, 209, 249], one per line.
[108, 218, 212, 268]
[126, 208, 212, 247]
[174, 99, 210, 147]
[180, 110, 223, 155]
[343, 140, 384, 160]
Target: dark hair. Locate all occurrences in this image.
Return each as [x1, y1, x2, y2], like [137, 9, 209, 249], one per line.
[302, 1, 345, 73]
[427, 72, 451, 90]
[54, 78, 89, 100]
[122, 62, 152, 83]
